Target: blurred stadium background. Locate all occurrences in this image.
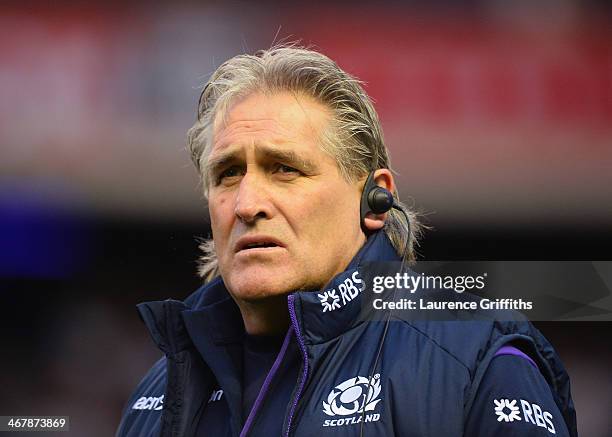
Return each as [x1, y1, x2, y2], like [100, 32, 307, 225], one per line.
[1, 1, 611, 435]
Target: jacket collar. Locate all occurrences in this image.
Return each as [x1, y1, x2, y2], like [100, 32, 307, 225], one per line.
[289, 230, 400, 345]
[181, 230, 400, 347]
[179, 280, 245, 435]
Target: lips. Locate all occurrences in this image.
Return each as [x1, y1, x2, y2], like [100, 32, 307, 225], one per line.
[234, 235, 285, 253]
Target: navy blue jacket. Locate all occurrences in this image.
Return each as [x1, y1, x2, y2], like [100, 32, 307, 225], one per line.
[116, 231, 577, 436]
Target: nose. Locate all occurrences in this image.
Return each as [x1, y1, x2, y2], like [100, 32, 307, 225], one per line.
[234, 173, 271, 224]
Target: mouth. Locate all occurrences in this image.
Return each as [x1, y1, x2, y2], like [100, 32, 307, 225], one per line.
[235, 235, 285, 253]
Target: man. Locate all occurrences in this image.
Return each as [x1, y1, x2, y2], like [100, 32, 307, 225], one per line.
[117, 46, 576, 436]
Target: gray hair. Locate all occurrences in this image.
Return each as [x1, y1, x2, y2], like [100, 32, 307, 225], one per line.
[187, 45, 422, 282]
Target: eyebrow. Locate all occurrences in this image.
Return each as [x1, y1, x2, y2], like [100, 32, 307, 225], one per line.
[205, 152, 237, 178]
[205, 144, 318, 179]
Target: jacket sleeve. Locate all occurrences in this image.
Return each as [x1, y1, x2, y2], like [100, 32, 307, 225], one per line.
[464, 353, 571, 436]
[115, 357, 166, 437]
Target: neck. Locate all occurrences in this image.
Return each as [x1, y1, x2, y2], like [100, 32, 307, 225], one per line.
[237, 295, 290, 335]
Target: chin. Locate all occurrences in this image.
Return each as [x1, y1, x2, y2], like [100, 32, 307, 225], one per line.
[225, 268, 301, 303]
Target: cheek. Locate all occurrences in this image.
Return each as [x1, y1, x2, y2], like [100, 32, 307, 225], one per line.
[209, 195, 233, 245]
[299, 189, 360, 238]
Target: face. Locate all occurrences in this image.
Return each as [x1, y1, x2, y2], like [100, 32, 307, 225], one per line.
[207, 91, 366, 303]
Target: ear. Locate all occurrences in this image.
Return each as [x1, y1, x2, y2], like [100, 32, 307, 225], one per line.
[363, 169, 396, 232]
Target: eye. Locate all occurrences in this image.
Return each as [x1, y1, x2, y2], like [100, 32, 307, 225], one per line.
[216, 165, 243, 185]
[275, 164, 300, 175]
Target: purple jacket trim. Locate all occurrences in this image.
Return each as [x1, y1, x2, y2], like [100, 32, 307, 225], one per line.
[494, 345, 538, 370]
[239, 325, 294, 437]
[286, 294, 309, 437]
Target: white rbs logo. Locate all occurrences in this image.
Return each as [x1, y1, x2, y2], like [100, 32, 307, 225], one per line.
[322, 374, 382, 427]
[494, 399, 521, 422]
[493, 398, 556, 434]
[318, 271, 364, 312]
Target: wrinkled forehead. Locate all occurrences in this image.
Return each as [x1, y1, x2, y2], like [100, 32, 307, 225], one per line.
[211, 91, 332, 148]
[205, 92, 335, 170]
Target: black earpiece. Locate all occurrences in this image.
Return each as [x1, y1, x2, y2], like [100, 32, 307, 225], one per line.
[360, 171, 394, 233]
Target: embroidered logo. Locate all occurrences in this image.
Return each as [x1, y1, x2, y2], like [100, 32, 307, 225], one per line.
[494, 399, 521, 422]
[321, 374, 382, 427]
[318, 290, 340, 312]
[132, 395, 164, 411]
[208, 389, 223, 403]
[493, 398, 557, 434]
[318, 271, 364, 313]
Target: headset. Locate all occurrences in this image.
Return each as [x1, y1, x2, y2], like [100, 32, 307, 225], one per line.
[359, 170, 410, 258]
[359, 171, 411, 436]
[360, 171, 395, 233]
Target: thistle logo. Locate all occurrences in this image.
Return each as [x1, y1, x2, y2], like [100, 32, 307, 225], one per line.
[322, 374, 382, 427]
[494, 399, 521, 422]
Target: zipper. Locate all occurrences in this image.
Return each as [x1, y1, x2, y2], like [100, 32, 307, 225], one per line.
[285, 293, 309, 437]
[239, 325, 294, 437]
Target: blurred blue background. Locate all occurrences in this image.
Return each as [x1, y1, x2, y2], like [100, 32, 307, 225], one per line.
[1, 1, 611, 435]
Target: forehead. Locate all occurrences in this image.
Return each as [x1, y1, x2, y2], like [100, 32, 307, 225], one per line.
[211, 92, 331, 154]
